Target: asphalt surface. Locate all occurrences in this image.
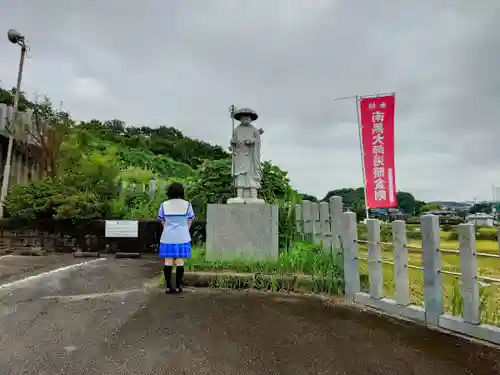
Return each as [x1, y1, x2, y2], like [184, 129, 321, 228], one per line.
[0, 255, 499, 375]
[0, 254, 86, 285]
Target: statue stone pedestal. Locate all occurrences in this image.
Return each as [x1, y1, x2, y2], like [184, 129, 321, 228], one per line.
[227, 196, 265, 205]
[227, 197, 245, 204]
[206, 203, 279, 262]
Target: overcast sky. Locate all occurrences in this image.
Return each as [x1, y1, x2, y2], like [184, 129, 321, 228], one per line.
[1, 0, 498, 202]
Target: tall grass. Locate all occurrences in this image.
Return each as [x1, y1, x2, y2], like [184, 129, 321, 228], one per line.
[184, 242, 345, 295]
[265, 187, 302, 250]
[449, 279, 500, 326]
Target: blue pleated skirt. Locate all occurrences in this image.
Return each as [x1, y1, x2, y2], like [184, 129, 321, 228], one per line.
[159, 242, 192, 258]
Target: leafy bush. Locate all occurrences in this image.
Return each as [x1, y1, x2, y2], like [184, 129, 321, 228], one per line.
[380, 225, 392, 242]
[357, 223, 367, 240]
[441, 224, 452, 232]
[447, 226, 498, 241]
[447, 229, 458, 241]
[6, 177, 114, 220]
[357, 223, 393, 242]
[406, 217, 420, 224]
[6, 149, 120, 220]
[476, 227, 498, 241]
[407, 231, 421, 240]
[3, 90, 304, 249]
[440, 216, 464, 225]
[109, 190, 163, 220]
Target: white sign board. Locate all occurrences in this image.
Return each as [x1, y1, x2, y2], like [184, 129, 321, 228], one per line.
[105, 220, 139, 238]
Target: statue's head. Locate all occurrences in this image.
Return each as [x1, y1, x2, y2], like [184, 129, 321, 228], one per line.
[239, 115, 252, 125]
[233, 108, 258, 126]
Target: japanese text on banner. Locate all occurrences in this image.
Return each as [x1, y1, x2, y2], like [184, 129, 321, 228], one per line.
[359, 95, 396, 209]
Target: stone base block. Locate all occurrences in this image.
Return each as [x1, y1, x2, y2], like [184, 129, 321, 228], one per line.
[227, 197, 266, 204]
[206, 203, 279, 262]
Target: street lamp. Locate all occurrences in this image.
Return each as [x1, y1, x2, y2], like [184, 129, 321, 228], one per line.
[0, 29, 28, 218]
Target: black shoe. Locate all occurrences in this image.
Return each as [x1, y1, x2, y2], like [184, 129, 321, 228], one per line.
[163, 265, 173, 293]
[175, 266, 185, 293]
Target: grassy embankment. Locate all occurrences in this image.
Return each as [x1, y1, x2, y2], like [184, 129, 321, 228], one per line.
[160, 243, 346, 295]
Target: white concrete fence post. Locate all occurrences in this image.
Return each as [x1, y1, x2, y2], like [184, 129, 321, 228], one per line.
[149, 180, 157, 198]
[301, 200, 312, 242]
[392, 220, 410, 307]
[295, 203, 303, 239]
[367, 218, 383, 299]
[341, 211, 360, 302]
[329, 196, 343, 253]
[319, 201, 331, 251]
[119, 181, 127, 195]
[458, 223, 480, 325]
[160, 181, 167, 197]
[310, 202, 321, 245]
[421, 214, 443, 327]
[497, 226, 500, 258]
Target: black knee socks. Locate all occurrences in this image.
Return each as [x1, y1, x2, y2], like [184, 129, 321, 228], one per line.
[175, 266, 185, 291]
[163, 265, 173, 290]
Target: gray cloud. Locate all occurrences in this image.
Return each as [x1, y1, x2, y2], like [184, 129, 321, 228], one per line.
[0, 0, 499, 201]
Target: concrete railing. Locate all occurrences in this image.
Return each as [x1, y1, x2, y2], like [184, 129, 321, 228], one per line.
[295, 197, 344, 252]
[295, 197, 500, 346]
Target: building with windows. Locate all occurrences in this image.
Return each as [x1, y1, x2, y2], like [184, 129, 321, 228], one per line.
[466, 213, 495, 227]
[0, 103, 45, 191]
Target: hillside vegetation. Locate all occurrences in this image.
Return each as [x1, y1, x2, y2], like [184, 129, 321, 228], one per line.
[0, 90, 297, 247]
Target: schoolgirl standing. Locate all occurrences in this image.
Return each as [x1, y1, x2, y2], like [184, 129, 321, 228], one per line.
[157, 182, 195, 294]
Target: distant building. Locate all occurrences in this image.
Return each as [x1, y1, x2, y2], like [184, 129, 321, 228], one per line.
[425, 210, 456, 217]
[0, 104, 46, 189]
[466, 213, 494, 227]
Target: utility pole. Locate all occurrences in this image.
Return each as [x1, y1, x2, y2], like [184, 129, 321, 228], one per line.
[228, 104, 237, 195]
[0, 29, 29, 218]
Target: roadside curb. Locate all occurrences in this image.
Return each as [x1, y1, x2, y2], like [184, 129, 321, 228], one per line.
[158, 271, 369, 294]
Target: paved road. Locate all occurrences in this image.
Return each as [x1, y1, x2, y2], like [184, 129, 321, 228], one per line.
[0, 256, 499, 375]
[0, 253, 86, 284]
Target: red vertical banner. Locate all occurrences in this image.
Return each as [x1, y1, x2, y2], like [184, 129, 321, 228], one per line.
[359, 95, 397, 209]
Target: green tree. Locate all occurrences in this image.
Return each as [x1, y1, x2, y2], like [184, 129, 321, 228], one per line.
[300, 194, 318, 202]
[260, 161, 291, 202]
[420, 203, 441, 213]
[414, 200, 426, 215]
[396, 191, 417, 215]
[76, 120, 229, 170]
[6, 148, 121, 220]
[2, 86, 300, 227]
[0, 86, 33, 111]
[469, 203, 492, 214]
[186, 158, 233, 219]
[186, 159, 293, 219]
[22, 97, 72, 176]
[323, 187, 364, 207]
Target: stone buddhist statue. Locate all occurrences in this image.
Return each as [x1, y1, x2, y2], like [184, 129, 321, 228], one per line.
[227, 108, 265, 204]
